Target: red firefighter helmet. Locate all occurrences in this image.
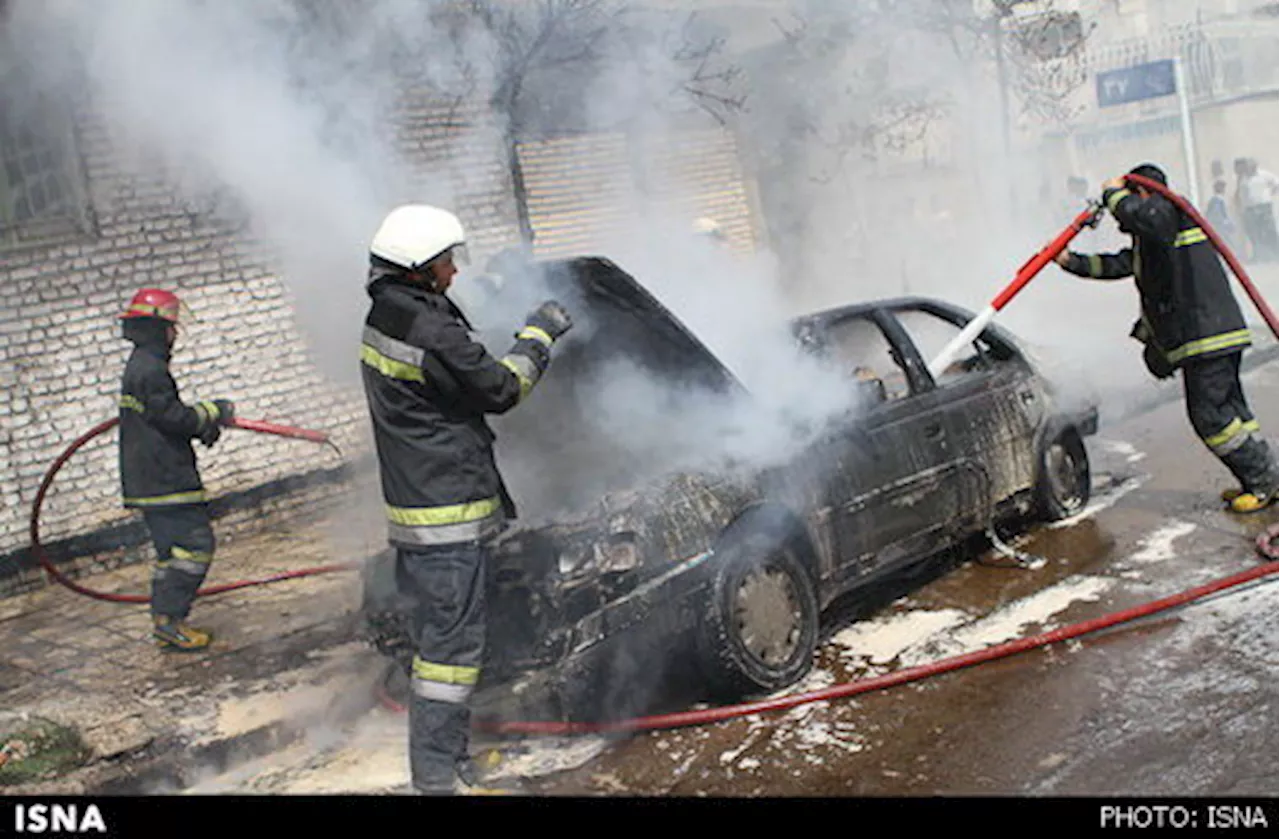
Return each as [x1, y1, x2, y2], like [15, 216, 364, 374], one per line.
[119, 288, 188, 323]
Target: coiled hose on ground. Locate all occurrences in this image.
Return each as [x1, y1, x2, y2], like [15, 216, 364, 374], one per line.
[27, 416, 355, 604]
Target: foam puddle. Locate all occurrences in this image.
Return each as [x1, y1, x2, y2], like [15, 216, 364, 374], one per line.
[484, 736, 612, 782]
[819, 576, 1115, 674]
[829, 608, 971, 667]
[1122, 521, 1198, 568]
[706, 575, 1119, 771]
[922, 576, 1114, 663]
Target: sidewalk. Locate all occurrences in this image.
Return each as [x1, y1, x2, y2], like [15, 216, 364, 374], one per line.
[0, 512, 391, 794]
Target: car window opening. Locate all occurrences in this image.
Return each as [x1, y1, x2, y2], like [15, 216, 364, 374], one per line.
[817, 315, 911, 403]
[892, 307, 1013, 388]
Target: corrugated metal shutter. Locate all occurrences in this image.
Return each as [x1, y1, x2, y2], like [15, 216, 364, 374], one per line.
[517, 125, 760, 258]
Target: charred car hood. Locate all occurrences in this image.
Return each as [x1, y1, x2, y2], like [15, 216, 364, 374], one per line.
[517, 256, 744, 396]
[476, 257, 755, 525]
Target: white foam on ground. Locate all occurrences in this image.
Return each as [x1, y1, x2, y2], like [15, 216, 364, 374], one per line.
[1123, 521, 1198, 567]
[485, 736, 612, 782]
[828, 609, 971, 667]
[907, 576, 1115, 664]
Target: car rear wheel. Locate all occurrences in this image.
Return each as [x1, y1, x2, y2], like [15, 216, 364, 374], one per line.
[1037, 428, 1091, 521]
[696, 532, 819, 702]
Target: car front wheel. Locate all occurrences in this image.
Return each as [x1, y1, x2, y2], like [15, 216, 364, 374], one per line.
[696, 531, 819, 702]
[1037, 428, 1091, 521]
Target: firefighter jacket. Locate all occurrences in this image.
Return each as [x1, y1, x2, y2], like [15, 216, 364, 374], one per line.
[1060, 187, 1251, 370]
[360, 272, 553, 549]
[118, 337, 221, 508]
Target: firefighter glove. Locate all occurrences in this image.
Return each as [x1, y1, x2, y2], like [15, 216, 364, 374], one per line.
[524, 300, 573, 342]
[198, 422, 222, 448]
[1142, 342, 1175, 380]
[212, 399, 236, 426]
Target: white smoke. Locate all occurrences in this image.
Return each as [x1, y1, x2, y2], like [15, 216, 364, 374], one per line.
[7, 0, 495, 385]
[5, 0, 1171, 528]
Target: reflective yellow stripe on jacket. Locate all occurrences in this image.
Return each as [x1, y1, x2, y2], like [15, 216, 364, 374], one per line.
[360, 325, 426, 383]
[1174, 227, 1208, 247]
[1107, 188, 1132, 213]
[386, 497, 502, 546]
[1165, 329, 1252, 364]
[124, 490, 208, 506]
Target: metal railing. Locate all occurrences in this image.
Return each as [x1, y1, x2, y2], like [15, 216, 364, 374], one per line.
[1081, 20, 1279, 108]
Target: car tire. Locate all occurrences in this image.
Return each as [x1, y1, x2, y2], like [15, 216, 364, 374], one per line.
[696, 531, 819, 702]
[1036, 428, 1091, 521]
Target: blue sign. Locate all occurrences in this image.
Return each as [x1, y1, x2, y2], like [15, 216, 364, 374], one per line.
[1096, 59, 1177, 107]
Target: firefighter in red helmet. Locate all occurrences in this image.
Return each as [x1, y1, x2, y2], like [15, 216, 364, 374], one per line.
[118, 288, 236, 650]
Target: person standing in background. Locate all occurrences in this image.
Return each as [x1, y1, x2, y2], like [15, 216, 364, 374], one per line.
[1204, 179, 1241, 255]
[1238, 158, 1279, 263]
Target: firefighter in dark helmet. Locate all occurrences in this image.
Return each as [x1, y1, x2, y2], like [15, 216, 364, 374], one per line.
[359, 204, 573, 795]
[117, 288, 236, 650]
[1055, 163, 1278, 513]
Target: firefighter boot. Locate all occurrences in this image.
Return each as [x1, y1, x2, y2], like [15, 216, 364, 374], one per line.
[1230, 489, 1278, 514]
[153, 615, 212, 651]
[1223, 466, 1274, 512]
[451, 757, 527, 796]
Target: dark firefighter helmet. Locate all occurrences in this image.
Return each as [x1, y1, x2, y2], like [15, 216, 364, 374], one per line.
[1128, 163, 1168, 186]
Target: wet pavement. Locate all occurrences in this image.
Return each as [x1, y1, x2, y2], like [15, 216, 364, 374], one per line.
[2, 358, 1276, 798]
[0, 514, 383, 794]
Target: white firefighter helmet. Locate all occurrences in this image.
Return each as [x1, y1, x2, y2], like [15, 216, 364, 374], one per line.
[369, 204, 469, 271]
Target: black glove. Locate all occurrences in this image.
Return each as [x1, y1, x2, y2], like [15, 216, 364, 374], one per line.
[524, 300, 573, 342]
[1142, 342, 1175, 380]
[212, 399, 236, 426]
[198, 422, 222, 448]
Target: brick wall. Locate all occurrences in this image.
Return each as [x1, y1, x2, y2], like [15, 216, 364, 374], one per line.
[1, 87, 523, 596]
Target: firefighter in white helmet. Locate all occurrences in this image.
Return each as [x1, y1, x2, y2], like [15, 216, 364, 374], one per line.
[360, 204, 572, 795]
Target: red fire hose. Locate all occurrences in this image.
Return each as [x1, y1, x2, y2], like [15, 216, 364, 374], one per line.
[378, 178, 1280, 736]
[1123, 172, 1278, 339]
[28, 416, 357, 604]
[372, 557, 1277, 735]
[27, 179, 1280, 740]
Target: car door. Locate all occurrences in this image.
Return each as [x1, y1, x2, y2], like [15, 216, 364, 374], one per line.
[800, 310, 965, 588]
[886, 303, 1045, 519]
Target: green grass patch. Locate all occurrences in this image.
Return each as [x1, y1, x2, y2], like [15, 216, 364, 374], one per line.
[0, 717, 92, 786]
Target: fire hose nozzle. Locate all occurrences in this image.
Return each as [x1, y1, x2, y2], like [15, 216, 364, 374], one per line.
[1081, 200, 1105, 229]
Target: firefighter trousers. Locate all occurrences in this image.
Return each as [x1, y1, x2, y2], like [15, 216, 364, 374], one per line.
[396, 541, 488, 791]
[142, 504, 216, 621]
[1182, 352, 1278, 496]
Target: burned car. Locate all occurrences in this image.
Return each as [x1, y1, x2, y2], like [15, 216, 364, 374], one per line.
[360, 256, 1098, 724]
